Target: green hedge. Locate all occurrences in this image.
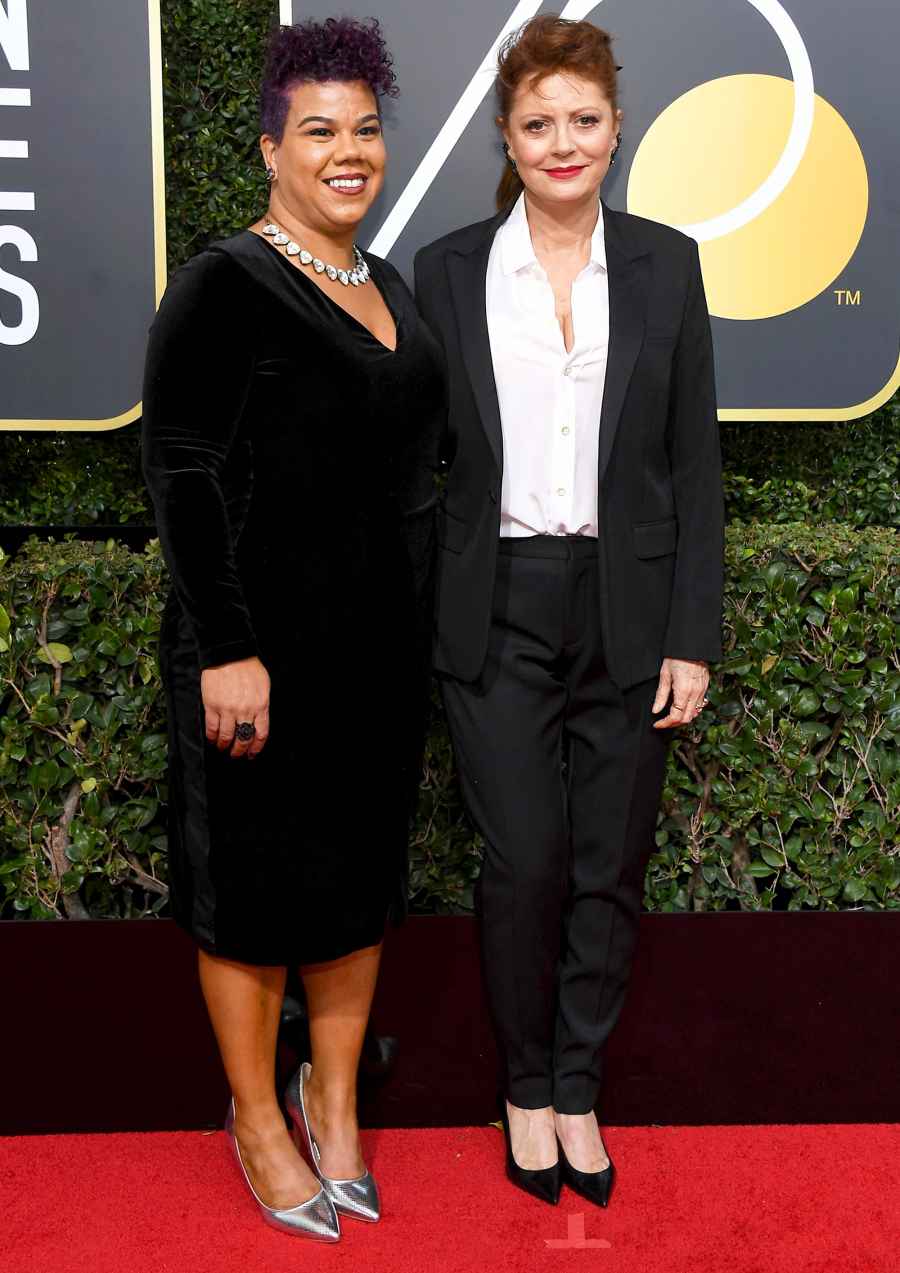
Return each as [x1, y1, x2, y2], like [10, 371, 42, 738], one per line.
[722, 405, 899, 528]
[160, 0, 277, 270]
[0, 539, 167, 918]
[1, 523, 897, 920]
[0, 431, 148, 527]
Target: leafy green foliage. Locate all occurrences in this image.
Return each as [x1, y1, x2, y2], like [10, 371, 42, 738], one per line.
[721, 401, 899, 528]
[0, 427, 147, 526]
[648, 523, 900, 911]
[0, 538, 169, 919]
[161, 0, 278, 269]
[1, 525, 896, 919]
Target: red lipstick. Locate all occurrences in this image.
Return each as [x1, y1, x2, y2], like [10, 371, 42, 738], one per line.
[544, 165, 585, 180]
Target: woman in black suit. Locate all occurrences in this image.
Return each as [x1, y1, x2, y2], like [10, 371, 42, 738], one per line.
[414, 15, 724, 1208]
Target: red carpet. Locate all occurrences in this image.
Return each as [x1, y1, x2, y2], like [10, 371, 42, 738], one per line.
[4, 1123, 899, 1272]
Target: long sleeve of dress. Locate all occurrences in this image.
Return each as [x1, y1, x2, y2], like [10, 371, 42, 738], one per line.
[141, 249, 259, 670]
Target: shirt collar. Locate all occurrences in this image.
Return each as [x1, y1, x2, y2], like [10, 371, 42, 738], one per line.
[500, 190, 607, 276]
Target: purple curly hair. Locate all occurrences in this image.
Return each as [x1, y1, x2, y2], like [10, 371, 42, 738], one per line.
[260, 16, 399, 142]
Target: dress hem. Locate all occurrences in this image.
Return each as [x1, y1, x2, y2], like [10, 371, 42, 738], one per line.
[179, 907, 393, 968]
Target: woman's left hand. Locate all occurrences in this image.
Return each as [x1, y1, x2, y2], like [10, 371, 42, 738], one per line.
[651, 657, 709, 729]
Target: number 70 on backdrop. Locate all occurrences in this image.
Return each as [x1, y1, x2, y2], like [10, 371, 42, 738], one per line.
[285, 0, 899, 422]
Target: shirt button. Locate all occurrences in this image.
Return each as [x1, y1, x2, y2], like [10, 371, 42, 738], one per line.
[563, 366, 571, 377]
[557, 487, 566, 496]
[561, 426, 570, 435]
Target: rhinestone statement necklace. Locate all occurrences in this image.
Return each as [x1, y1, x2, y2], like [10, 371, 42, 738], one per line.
[261, 220, 370, 287]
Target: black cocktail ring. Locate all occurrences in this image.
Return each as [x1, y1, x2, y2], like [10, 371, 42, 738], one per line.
[235, 721, 256, 742]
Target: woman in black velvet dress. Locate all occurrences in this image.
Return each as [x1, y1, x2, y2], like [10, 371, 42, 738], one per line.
[141, 19, 443, 1239]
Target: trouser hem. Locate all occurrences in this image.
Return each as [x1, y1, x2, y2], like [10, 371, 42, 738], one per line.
[505, 1078, 555, 1108]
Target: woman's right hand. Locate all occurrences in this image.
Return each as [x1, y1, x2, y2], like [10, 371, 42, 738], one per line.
[200, 656, 270, 759]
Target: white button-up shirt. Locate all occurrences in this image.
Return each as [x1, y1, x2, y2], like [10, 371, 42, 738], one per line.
[486, 191, 609, 538]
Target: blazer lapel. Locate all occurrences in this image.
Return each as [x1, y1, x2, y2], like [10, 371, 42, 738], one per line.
[446, 211, 508, 475]
[443, 200, 650, 485]
[597, 200, 652, 485]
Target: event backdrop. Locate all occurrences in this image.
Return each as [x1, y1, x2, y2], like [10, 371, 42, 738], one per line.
[0, 1, 897, 428]
[286, 0, 899, 420]
[0, 0, 164, 430]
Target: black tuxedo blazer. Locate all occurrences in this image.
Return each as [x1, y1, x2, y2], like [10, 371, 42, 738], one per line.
[413, 198, 725, 691]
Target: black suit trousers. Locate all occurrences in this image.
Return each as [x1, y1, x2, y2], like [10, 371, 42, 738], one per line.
[439, 534, 673, 1113]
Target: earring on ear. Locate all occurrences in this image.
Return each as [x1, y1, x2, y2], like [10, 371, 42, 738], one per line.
[609, 131, 622, 165]
[265, 165, 277, 182]
[503, 142, 518, 174]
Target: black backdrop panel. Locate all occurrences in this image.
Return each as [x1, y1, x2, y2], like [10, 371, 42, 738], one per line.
[1, 913, 897, 1135]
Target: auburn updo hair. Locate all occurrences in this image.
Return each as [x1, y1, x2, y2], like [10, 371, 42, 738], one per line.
[494, 14, 620, 212]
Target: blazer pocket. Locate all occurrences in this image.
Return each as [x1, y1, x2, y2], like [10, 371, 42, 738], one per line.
[633, 516, 678, 558]
[437, 506, 468, 554]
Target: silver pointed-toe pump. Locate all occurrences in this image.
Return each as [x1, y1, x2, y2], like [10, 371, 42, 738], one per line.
[224, 1097, 341, 1240]
[284, 1061, 381, 1223]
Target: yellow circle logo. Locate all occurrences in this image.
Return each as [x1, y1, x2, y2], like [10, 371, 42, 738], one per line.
[627, 73, 868, 320]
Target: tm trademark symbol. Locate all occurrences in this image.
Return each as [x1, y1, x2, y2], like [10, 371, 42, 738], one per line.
[834, 289, 862, 305]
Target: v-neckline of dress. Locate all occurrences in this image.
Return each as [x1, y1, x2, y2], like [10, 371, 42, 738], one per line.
[245, 229, 401, 354]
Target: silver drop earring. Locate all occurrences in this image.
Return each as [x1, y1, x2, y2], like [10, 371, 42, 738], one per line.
[503, 142, 518, 173]
[609, 131, 622, 165]
[265, 165, 276, 182]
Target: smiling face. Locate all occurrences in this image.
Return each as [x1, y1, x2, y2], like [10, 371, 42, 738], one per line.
[260, 78, 386, 236]
[502, 71, 621, 205]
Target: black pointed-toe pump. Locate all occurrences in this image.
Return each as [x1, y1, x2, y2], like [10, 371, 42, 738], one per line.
[556, 1134, 616, 1208]
[496, 1093, 561, 1206]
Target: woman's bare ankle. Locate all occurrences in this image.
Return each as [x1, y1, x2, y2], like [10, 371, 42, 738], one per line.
[506, 1100, 558, 1169]
[232, 1098, 288, 1142]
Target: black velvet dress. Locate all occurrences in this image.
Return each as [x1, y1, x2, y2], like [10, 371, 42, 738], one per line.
[141, 230, 445, 966]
